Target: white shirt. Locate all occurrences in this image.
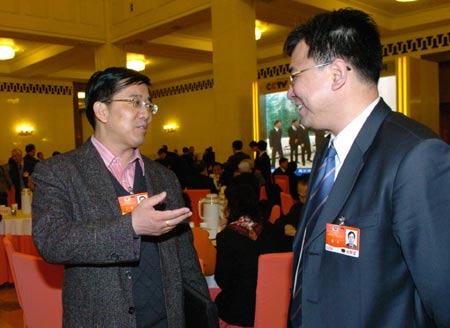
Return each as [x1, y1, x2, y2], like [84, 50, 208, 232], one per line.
[331, 97, 380, 179]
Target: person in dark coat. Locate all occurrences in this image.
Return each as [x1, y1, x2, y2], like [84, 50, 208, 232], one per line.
[215, 184, 286, 327]
[32, 67, 209, 327]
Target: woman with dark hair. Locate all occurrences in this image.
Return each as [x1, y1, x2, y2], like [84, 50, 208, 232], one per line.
[214, 184, 284, 327]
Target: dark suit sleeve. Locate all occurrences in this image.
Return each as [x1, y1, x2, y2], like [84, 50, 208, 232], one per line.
[392, 139, 450, 326]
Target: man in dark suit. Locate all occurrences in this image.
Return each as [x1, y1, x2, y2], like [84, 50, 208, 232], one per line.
[285, 9, 450, 327]
[23, 143, 39, 187]
[222, 140, 251, 186]
[269, 120, 283, 167]
[298, 123, 311, 166]
[288, 119, 300, 163]
[8, 149, 24, 208]
[184, 161, 218, 194]
[32, 67, 210, 327]
[272, 157, 289, 176]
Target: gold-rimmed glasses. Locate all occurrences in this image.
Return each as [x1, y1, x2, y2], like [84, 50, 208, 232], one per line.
[106, 97, 158, 114]
[289, 62, 331, 84]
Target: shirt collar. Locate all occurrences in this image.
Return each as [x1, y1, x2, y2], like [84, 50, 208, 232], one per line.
[90, 136, 145, 174]
[331, 97, 380, 174]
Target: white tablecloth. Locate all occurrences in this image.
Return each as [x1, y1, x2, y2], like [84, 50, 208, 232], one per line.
[0, 211, 32, 235]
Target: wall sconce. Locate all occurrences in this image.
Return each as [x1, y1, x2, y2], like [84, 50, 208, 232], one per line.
[163, 124, 177, 133]
[17, 125, 34, 136]
[255, 20, 268, 41]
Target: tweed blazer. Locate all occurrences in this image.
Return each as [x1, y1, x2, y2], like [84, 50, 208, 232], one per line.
[32, 139, 208, 328]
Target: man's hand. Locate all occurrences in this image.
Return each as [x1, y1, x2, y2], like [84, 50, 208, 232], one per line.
[131, 192, 192, 236]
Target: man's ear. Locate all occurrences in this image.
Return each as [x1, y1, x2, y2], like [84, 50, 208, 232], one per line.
[330, 59, 349, 91]
[93, 101, 109, 124]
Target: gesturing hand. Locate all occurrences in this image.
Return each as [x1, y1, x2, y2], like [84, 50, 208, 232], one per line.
[131, 191, 192, 236]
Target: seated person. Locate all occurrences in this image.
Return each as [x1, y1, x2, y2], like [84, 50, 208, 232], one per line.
[211, 161, 225, 189]
[275, 174, 310, 242]
[215, 184, 285, 327]
[272, 157, 289, 176]
[184, 161, 218, 194]
[229, 159, 261, 199]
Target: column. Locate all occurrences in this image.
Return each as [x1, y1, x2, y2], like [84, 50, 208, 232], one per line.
[211, 0, 257, 159]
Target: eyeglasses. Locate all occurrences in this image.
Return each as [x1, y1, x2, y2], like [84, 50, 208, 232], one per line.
[289, 62, 331, 84]
[106, 98, 158, 114]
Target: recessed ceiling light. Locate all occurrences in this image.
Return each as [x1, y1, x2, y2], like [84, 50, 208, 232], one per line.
[127, 53, 146, 71]
[396, 0, 418, 2]
[0, 45, 15, 60]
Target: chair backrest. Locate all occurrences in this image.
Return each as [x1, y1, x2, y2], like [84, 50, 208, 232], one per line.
[280, 192, 295, 216]
[3, 234, 22, 307]
[12, 252, 64, 328]
[254, 252, 293, 328]
[192, 227, 217, 275]
[7, 185, 16, 206]
[184, 189, 210, 227]
[268, 204, 281, 224]
[259, 185, 268, 201]
[274, 175, 290, 194]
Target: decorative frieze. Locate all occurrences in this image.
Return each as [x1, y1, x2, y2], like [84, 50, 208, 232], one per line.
[0, 82, 72, 95]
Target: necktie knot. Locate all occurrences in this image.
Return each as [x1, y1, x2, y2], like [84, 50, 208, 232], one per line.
[325, 144, 336, 160]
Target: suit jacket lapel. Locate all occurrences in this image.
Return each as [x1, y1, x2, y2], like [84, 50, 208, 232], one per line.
[307, 99, 392, 244]
[80, 139, 123, 216]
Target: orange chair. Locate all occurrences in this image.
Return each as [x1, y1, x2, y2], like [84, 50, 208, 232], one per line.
[254, 252, 293, 328]
[268, 204, 281, 224]
[12, 252, 64, 328]
[274, 175, 290, 194]
[259, 185, 268, 201]
[3, 234, 23, 307]
[192, 227, 217, 275]
[7, 185, 16, 206]
[184, 189, 210, 227]
[280, 192, 295, 216]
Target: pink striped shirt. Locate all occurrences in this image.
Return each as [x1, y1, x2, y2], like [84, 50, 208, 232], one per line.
[91, 136, 145, 193]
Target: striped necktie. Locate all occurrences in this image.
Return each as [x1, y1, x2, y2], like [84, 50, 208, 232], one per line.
[289, 144, 336, 327]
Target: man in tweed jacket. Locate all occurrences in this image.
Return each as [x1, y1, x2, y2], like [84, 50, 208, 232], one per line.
[32, 67, 210, 327]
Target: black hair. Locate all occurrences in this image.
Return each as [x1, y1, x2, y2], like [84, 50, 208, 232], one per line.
[257, 140, 267, 151]
[284, 8, 382, 84]
[232, 140, 243, 150]
[25, 144, 35, 153]
[85, 67, 151, 129]
[225, 184, 260, 224]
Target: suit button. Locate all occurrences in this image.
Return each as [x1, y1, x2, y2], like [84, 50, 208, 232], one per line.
[128, 307, 135, 314]
[111, 253, 120, 261]
[125, 270, 132, 280]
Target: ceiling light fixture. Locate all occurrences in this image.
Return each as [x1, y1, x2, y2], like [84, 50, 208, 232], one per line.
[127, 53, 147, 71]
[0, 45, 15, 60]
[395, 0, 418, 2]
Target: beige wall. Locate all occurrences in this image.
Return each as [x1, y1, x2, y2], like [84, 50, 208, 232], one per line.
[0, 78, 74, 163]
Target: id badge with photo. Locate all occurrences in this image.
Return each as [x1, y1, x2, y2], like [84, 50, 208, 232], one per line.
[325, 223, 360, 258]
[118, 192, 149, 214]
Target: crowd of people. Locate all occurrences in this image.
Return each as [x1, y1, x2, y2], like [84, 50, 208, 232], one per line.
[151, 139, 312, 326]
[0, 145, 61, 207]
